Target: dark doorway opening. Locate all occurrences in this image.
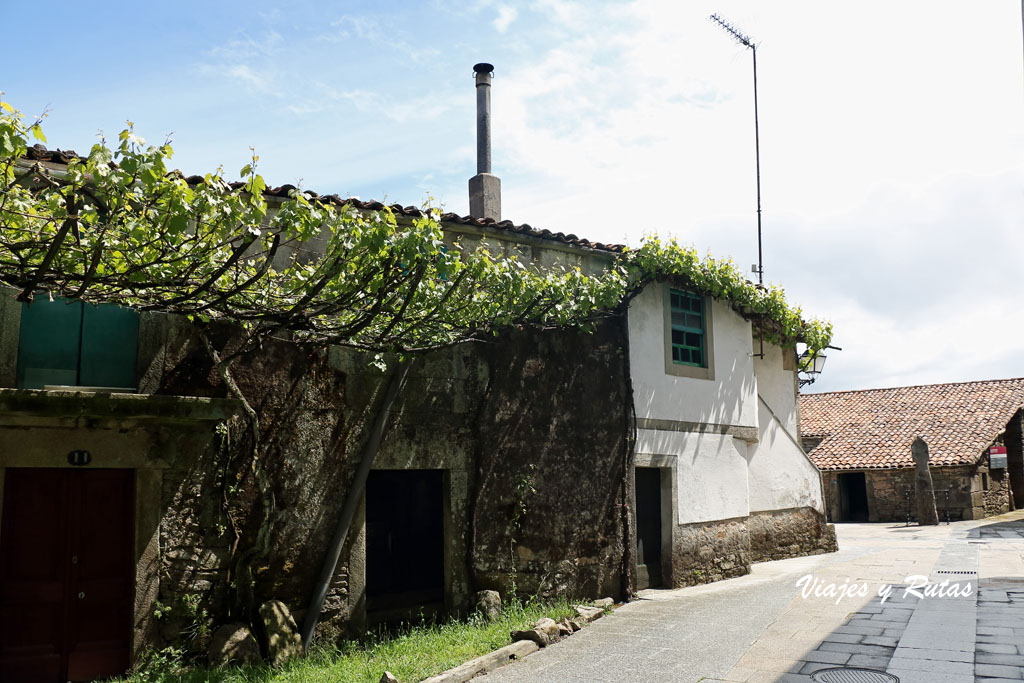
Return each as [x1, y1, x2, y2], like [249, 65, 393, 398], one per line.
[634, 467, 663, 588]
[837, 472, 870, 522]
[0, 468, 135, 683]
[1005, 412, 1024, 510]
[366, 469, 445, 622]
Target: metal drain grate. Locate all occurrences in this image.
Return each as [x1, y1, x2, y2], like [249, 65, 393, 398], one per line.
[811, 667, 899, 683]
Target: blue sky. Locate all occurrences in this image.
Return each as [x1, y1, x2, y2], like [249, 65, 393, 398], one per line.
[4, 1, 1024, 392]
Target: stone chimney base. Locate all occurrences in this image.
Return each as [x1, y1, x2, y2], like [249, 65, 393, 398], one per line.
[469, 173, 501, 221]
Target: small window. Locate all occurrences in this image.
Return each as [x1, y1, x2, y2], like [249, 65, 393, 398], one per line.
[16, 297, 139, 390]
[662, 286, 715, 380]
[982, 473, 989, 491]
[669, 289, 706, 367]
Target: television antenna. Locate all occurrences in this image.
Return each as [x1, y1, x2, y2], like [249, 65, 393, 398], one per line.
[709, 13, 764, 288]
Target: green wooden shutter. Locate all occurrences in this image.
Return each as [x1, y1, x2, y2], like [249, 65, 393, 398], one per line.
[16, 298, 83, 389]
[16, 298, 139, 389]
[79, 303, 139, 388]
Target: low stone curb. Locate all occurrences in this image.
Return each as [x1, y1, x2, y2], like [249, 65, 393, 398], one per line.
[415, 600, 613, 683]
[419, 640, 540, 683]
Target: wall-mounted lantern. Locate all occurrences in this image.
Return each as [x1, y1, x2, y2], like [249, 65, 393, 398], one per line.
[798, 350, 827, 387]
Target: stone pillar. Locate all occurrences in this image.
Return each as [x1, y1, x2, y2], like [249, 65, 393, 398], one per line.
[912, 436, 939, 525]
[0, 285, 21, 388]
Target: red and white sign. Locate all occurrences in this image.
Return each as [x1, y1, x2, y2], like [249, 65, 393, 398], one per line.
[990, 446, 1007, 469]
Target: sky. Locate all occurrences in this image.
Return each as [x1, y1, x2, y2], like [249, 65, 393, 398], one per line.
[3, 0, 1023, 393]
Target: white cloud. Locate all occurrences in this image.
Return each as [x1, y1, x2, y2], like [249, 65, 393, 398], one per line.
[322, 14, 440, 62]
[225, 65, 267, 90]
[493, 5, 518, 32]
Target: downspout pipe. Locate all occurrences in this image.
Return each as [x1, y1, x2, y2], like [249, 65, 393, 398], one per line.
[300, 360, 411, 648]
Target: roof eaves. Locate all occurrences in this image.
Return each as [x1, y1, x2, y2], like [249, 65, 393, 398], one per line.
[18, 144, 626, 254]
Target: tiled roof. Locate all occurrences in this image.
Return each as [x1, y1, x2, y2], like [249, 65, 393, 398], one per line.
[799, 378, 1024, 471]
[22, 144, 624, 253]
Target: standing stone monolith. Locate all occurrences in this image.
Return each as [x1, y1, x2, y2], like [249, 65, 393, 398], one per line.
[912, 436, 940, 525]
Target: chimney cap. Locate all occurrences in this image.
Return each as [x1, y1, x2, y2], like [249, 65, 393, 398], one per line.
[473, 63, 494, 75]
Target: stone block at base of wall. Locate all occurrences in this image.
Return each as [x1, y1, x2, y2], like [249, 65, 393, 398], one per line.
[672, 516, 750, 587]
[747, 507, 837, 563]
[672, 507, 837, 588]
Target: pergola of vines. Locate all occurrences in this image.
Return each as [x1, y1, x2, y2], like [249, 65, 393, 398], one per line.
[0, 102, 831, 362]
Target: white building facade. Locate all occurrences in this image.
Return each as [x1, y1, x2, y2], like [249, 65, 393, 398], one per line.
[629, 281, 834, 588]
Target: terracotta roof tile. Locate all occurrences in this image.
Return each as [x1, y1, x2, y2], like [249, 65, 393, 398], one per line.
[21, 144, 625, 253]
[799, 378, 1024, 471]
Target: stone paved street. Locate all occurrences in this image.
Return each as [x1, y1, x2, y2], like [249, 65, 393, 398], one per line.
[481, 511, 1024, 683]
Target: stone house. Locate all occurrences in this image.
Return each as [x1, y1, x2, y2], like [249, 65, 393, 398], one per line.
[0, 145, 835, 680]
[800, 378, 1024, 523]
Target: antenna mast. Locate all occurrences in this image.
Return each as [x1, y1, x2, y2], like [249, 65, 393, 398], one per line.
[709, 13, 764, 288]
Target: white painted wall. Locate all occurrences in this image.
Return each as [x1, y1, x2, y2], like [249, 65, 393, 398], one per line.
[754, 343, 798, 436]
[636, 428, 750, 524]
[747, 343, 826, 514]
[628, 283, 757, 428]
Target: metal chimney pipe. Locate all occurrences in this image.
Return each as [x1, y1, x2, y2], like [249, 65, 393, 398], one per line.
[469, 62, 501, 220]
[475, 63, 493, 174]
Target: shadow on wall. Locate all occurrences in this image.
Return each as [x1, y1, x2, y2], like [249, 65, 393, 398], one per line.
[633, 360, 756, 433]
[149, 316, 634, 652]
[154, 324, 362, 645]
[471, 319, 631, 603]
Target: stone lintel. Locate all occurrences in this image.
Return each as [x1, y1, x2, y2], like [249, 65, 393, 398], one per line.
[0, 388, 240, 423]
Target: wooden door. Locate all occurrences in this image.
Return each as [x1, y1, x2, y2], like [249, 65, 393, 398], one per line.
[0, 468, 134, 682]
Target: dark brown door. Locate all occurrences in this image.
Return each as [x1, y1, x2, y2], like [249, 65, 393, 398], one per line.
[0, 468, 134, 682]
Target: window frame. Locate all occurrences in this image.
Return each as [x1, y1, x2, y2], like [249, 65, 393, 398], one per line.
[662, 286, 715, 380]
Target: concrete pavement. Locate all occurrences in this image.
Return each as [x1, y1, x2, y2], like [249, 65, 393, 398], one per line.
[480, 511, 1024, 683]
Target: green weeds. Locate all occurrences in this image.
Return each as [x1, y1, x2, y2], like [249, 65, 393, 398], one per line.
[118, 598, 575, 683]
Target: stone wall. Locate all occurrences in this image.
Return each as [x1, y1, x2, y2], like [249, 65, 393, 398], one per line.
[748, 507, 837, 562]
[865, 469, 916, 521]
[470, 322, 631, 601]
[823, 466, 990, 523]
[140, 314, 630, 649]
[667, 507, 837, 587]
[976, 461, 1011, 518]
[801, 436, 824, 452]
[671, 516, 750, 586]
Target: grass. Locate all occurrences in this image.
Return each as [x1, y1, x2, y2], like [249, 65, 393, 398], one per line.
[118, 598, 577, 683]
